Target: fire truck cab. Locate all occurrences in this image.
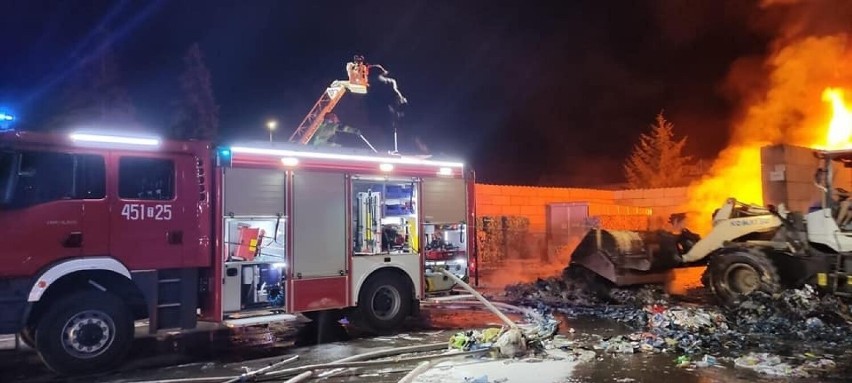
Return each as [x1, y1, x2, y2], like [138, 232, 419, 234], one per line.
[0, 130, 474, 375]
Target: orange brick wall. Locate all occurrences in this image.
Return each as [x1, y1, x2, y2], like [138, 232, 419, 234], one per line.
[474, 184, 690, 232]
[613, 187, 690, 230]
[475, 184, 614, 232]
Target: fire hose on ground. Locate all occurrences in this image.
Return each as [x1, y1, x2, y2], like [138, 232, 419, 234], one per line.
[130, 269, 542, 383]
[128, 343, 480, 383]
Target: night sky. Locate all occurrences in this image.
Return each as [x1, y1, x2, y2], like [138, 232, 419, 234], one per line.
[0, 0, 774, 186]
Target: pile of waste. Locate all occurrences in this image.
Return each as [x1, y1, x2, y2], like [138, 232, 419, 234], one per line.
[446, 308, 561, 357]
[502, 271, 852, 378]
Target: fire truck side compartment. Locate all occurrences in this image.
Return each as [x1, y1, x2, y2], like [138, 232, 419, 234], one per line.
[421, 177, 470, 284]
[223, 168, 286, 217]
[421, 177, 466, 224]
[290, 170, 348, 312]
[221, 167, 289, 314]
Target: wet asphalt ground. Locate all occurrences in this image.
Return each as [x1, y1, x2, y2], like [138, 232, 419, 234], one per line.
[0, 303, 821, 383]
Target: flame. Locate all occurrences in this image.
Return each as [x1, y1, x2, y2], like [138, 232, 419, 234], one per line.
[821, 87, 852, 150]
[686, 84, 851, 235]
[685, 145, 766, 234]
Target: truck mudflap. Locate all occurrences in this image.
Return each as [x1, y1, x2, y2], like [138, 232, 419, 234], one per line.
[0, 277, 31, 333]
[568, 229, 686, 286]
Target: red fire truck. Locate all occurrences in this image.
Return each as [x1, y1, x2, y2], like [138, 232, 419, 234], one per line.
[0, 130, 475, 374]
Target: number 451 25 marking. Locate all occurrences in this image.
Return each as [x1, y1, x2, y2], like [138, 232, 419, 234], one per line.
[121, 204, 173, 221]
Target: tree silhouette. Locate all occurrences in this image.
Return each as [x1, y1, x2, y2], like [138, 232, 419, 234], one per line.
[623, 111, 694, 188]
[56, 29, 135, 128]
[172, 43, 219, 140]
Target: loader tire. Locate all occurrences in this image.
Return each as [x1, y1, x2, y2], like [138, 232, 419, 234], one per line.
[707, 250, 780, 306]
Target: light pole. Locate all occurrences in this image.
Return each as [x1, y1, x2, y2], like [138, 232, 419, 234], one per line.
[267, 120, 277, 142]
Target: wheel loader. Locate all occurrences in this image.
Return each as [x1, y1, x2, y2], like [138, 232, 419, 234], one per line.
[568, 148, 852, 305]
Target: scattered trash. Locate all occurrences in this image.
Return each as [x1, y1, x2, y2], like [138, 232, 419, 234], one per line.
[695, 354, 717, 368]
[734, 353, 795, 377]
[494, 328, 527, 357]
[675, 354, 717, 369]
[449, 328, 502, 351]
[503, 270, 852, 378]
[594, 336, 635, 354]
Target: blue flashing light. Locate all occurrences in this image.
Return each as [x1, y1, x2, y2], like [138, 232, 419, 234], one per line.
[0, 112, 14, 132]
[217, 147, 232, 167]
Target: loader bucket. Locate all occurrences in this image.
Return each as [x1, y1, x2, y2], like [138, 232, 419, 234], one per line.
[568, 229, 683, 286]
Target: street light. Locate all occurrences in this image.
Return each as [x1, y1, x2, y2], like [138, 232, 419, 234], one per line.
[267, 120, 277, 142]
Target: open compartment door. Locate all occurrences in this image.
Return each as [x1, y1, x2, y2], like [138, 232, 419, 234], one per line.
[421, 177, 466, 224]
[421, 177, 470, 288]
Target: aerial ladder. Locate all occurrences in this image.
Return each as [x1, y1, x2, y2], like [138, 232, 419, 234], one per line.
[288, 55, 390, 151]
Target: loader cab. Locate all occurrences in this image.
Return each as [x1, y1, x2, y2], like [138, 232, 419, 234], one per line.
[813, 149, 852, 214]
[808, 149, 852, 252]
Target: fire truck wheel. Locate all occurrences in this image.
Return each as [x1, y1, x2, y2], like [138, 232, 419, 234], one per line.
[358, 272, 412, 333]
[34, 290, 133, 375]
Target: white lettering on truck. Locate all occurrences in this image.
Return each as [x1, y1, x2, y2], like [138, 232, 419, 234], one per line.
[121, 203, 173, 221]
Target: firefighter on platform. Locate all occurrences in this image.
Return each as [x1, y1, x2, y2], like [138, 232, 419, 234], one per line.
[346, 55, 369, 86]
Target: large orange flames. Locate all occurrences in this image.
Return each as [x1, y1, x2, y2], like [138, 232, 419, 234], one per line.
[686, 81, 852, 235]
[683, 28, 852, 235]
[822, 88, 852, 150]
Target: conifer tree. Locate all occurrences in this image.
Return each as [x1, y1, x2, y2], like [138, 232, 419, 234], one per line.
[623, 111, 694, 188]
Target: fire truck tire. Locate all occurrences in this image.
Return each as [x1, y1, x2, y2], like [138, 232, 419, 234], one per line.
[358, 271, 412, 333]
[34, 290, 133, 375]
[707, 249, 781, 306]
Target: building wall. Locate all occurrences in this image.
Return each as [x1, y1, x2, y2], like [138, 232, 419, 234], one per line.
[474, 184, 614, 232]
[472, 183, 694, 289]
[474, 184, 690, 232]
[613, 187, 691, 230]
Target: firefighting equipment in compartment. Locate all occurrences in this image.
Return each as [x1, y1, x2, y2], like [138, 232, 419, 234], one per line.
[424, 270, 456, 293]
[355, 191, 382, 253]
[235, 225, 264, 261]
[223, 262, 286, 312]
[408, 217, 419, 251]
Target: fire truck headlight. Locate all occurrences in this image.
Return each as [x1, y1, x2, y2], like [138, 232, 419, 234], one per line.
[379, 163, 394, 172]
[281, 157, 299, 166]
[438, 167, 453, 176]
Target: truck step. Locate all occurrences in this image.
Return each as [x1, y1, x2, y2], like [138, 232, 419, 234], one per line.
[223, 313, 301, 328]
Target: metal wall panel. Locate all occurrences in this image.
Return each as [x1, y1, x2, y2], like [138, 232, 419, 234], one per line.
[546, 202, 590, 246]
[292, 171, 347, 278]
[421, 177, 466, 223]
[224, 168, 286, 216]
